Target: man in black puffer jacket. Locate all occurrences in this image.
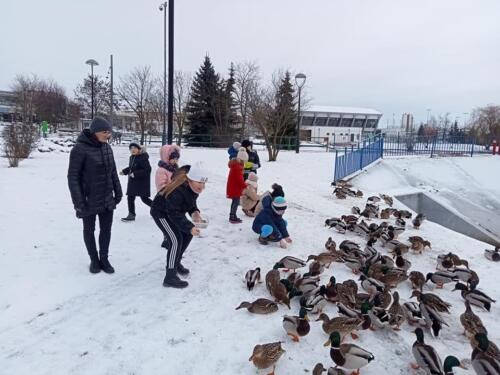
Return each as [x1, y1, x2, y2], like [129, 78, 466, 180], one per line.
[67, 117, 122, 274]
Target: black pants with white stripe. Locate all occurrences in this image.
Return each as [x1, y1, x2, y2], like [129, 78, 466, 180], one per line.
[152, 213, 193, 271]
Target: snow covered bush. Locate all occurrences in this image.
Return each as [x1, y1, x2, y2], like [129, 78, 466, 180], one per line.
[2, 123, 39, 167]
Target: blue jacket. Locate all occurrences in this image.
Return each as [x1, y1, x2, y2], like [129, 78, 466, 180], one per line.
[252, 195, 289, 239]
[227, 146, 238, 160]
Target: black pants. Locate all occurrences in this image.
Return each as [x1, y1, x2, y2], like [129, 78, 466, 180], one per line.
[128, 195, 152, 215]
[82, 210, 114, 260]
[152, 214, 193, 271]
[230, 198, 240, 217]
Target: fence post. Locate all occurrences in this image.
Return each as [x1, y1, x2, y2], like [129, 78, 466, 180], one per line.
[431, 137, 436, 158]
[470, 138, 475, 157]
[380, 136, 384, 158]
[334, 150, 338, 182]
[360, 140, 365, 169]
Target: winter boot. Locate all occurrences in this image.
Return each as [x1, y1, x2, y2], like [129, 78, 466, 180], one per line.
[89, 259, 101, 273]
[163, 269, 188, 288]
[99, 253, 115, 274]
[121, 213, 136, 222]
[258, 236, 269, 245]
[229, 214, 243, 224]
[176, 262, 190, 276]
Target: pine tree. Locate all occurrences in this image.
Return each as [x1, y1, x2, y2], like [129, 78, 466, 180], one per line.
[224, 63, 239, 131]
[270, 71, 296, 150]
[185, 56, 220, 146]
[417, 123, 425, 137]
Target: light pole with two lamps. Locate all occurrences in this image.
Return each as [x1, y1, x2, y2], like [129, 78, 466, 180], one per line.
[85, 59, 99, 119]
[159, 1, 174, 145]
[294, 73, 306, 153]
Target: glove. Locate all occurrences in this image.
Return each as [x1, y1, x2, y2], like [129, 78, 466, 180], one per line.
[129, 173, 135, 178]
[114, 196, 122, 205]
[75, 203, 87, 218]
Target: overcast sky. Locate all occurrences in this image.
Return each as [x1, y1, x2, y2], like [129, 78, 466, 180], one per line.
[2, 0, 500, 125]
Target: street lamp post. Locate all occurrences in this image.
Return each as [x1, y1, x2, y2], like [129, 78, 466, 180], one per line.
[159, 2, 167, 145]
[85, 59, 99, 119]
[426, 108, 432, 126]
[294, 73, 306, 154]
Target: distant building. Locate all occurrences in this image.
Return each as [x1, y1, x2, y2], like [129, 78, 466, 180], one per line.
[0, 90, 17, 122]
[299, 105, 382, 144]
[401, 113, 414, 133]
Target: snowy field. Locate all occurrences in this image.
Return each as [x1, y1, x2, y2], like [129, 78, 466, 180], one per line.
[1, 139, 499, 374]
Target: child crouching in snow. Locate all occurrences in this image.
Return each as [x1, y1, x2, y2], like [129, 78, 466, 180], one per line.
[226, 147, 248, 223]
[252, 196, 292, 248]
[241, 172, 260, 217]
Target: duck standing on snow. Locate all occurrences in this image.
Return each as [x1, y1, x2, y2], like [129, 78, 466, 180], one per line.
[460, 300, 488, 338]
[282, 306, 310, 342]
[411, 328, 443, 373]
[235, 298, 279, 314]
[245, 267, 261, 290]
[409, 271, 426, 291]
[453, 283, 496, 312]
[471, 333, 500, 375]
[249, 342, 286, 375]
[412, 213, 426, 229]
[410, 290, 452, 314]
[324, 331, 374, 374]
[425, 271, 459, 289]
[485, 246, 500, 262]
[276, 256, 307, 272]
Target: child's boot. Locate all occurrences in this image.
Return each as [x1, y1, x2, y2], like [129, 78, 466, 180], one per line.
[229, 214, 242, 224]
[163, 269, 188, 288]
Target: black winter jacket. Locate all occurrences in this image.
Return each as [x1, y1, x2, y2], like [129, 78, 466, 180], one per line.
[67, 129, 122, 218]
[150, 181, 199, 234]
[122, 151, 151, 197]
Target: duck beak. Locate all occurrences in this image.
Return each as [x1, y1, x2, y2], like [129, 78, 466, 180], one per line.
[323, 339, 331, 347]
[459, 361, 468, 369]
[305, 315, 310, 322]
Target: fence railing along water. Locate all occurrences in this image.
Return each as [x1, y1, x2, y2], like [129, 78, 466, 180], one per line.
[333, 135, 384, 183]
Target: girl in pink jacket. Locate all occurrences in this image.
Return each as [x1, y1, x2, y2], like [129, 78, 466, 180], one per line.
[155, 144, 181, 192]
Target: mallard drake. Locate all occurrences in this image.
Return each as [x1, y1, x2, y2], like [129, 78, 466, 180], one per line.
[425, 271, 459, 289]
[394, 250, 412, 271]
[461, 300, 487, 338]
[352, 206, 361, 215]
[245, 267, 261, 290]
[294, 275, 320, 296]
[470, 333, 500, 361]
[324, 331, 374, 374]
[453, 283, 496, 312]
[411, 328, 443, 373]
[443, 356, 467, 375]
[301, 286, 327, 314]
[308, 253, 336, 268]
[316, 313, 363, 339]
[411, 290, 452, 313]
[395, 218, 406, 227]
[395, 209, 413, 219]
[420, 301, 449, 337]
[360, 275, 385, 295]
[388, 225, 405, 239]
[485, 246, 500, 262]
[283, 306, 310, 342]
[324, 276, 339, 302]
[471, 333, 500, 374]
[409, 271, 426, 291]
[437, 253, 469, 270]
[368, 305, 391, 329]
[236, 298, 279, 314]
[279, 279, 302, 300]
[402, 302, 428, 328]
[412, 213, 426, 229]
[385, 239, 409, 251]
[343, 257, 365, 274]
[388, 291, 405, 330]
[340, 240, 361, 253]
[276, 256, 307, 271]
[249, 341, 285, 374]
[452, 268, 479, 288]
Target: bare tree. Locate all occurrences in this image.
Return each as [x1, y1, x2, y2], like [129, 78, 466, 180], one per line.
[234, 61, 260, 137]
[116, 66, 155, 144]
[173, 71, 193, 145]
[11, 74, 41, 125]
[74, 74, 110, 118]
[470, 104, 500, 145]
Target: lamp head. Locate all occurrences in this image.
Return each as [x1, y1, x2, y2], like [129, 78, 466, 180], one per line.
[85, 59, 99, 67]
[295, 73, 306, 88]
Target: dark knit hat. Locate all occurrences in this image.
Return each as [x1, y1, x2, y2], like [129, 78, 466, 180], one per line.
[169, 150, 180, 160]
[89, 117, 112, 133]
[271, 183, 285, 198]
[241, 139, 252, 148]
[129, 142, 141, 150]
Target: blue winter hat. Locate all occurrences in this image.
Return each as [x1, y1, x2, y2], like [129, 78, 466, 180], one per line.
[272, 196, 287, 214]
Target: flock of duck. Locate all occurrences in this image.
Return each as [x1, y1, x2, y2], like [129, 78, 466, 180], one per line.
[238, 181, 499, 375]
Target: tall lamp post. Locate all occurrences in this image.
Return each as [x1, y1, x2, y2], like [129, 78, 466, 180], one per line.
[85, 59, 99, 119]
[426, 108, 432, 126]
[159, 0, 174, 145]
[294, 73, 306, 153]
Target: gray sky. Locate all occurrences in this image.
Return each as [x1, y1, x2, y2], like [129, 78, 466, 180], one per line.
[2, 0, 500, 125]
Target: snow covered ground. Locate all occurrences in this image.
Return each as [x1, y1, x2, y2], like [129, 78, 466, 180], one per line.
[0, 141, 498, 375]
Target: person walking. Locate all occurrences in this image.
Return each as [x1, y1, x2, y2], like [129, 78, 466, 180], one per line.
[67, 117, 122, 274]
[150, 163, 207, 288]
[120, 142, 152, 222]
[41, 120, 49, 138]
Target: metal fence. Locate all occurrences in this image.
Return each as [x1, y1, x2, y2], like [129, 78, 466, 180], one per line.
[382, 134, 479, 157]
[333, 135, 384, 183]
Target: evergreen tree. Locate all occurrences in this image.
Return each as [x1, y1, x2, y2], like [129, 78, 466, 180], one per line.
[269, 71, 296, 150]
[185, 56, 220, 146]
[417, 123, 425, 137]
[211, 63, 239, 145]
[224, 63, 239, 131]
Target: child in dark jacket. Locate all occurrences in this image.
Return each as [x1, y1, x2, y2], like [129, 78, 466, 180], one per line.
[226, 147, 248, 223]
[150, 163, 207, 288]
[252, 196, 292, 248]
[120, 142, 152, 221]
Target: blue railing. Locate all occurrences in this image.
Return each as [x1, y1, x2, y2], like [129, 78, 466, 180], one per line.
[333, 136, 384, 183]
